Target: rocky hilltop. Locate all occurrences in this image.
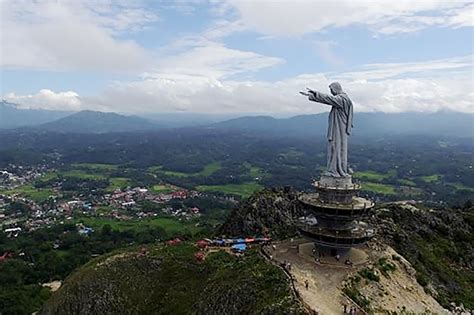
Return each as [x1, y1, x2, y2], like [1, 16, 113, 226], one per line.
[221, 188, 474, 311]
[219, 187, 305, 239]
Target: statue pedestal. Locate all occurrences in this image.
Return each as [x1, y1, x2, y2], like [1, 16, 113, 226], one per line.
[317, 175, 353, 189]
[298, 173, 375, 250]
[313, 175, 359, 204]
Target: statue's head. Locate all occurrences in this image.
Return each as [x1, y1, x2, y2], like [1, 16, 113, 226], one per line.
[329, 82, 343, 96]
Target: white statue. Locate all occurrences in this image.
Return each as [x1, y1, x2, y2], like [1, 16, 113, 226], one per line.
[300, 82, 353, 177]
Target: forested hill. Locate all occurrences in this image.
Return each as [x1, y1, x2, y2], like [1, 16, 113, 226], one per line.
[0, 101, 71, 129]
[38, 110, 161, 133]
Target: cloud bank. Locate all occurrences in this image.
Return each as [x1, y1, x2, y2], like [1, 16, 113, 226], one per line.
[5, 55, 472, 114]
[1, 0, 473, 114]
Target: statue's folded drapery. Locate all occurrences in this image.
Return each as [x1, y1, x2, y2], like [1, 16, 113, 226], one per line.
[308, 83, 353, 177]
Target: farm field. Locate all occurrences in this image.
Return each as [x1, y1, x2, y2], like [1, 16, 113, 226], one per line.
[76, 217, 203, 236]
[195, 182, 262, 198]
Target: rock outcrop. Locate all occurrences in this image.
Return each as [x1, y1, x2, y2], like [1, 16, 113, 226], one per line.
[219, 187, 305, 239]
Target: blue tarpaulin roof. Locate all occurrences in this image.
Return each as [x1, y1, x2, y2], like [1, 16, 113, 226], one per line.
[231, 243, 246, 251]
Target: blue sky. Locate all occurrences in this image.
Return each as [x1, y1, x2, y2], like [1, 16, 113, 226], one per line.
[1, 0, 473, 114]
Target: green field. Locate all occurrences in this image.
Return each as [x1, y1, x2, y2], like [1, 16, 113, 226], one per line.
[195, 181, 262, 197]
[76, 217, 202, 236]
[152, 184, 177, 194]
[107, 177, 131, 191]
[160, 162, 222, 178]
[70, 163, 119, 171]
[38, 171, 60, 182]
[398, 178, 416, 186]
[279, 148, 304, 159]
[447, 182, 474, 192]
[420, 174, 442, 183]
[243, 162, 264, 179]
[62, 170, 107, 180]
[355, 170, 395, 181]
[398, 186, 424, 196]
[362, 182, 396, 195]
[1, 185, 55, 202]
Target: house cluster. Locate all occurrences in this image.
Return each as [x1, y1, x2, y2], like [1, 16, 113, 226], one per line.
[1, 167, 215, 239]
[0, 166, 48, 189]
[102, 186, 202, 219]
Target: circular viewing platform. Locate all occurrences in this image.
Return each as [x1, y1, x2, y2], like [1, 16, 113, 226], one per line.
[298, 222, 375, 248]
[299, 193, 374, 220]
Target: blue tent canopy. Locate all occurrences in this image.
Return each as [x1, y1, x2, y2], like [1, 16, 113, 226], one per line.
[231, 243, 247, 252]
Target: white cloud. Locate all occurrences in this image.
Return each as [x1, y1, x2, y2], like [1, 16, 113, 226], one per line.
[334, 55, 473, 80]
[154, 41, 284, 79]
[222, 0, 473, 36]
[4, 55, 473, 114]
[4, 89, 83, 111]
[0, 0, 158, 72]
[78, 55, 473, 114]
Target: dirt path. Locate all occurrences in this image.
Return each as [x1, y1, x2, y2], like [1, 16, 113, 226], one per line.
[264, 239, 450, 315]
[264, 239, 360, 314]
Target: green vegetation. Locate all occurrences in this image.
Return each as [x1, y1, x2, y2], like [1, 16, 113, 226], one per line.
[38, 172, 60, 182]
[107, 177, 131, 191]
[70, 163, 119, 171]
[362, 182, 396, 195]
[151, 184, 174, 193]
[398, 178, 416, 186]
[159, 162, 222, 178]
[61, 170, 106, 180]
[420, 174, 442, 183]
[411, 235, 474, 307]
[76, 217, 202, 236]
[343, 275, 371, 311]
[376, 257, 397, 277]
[243, 162, 264, 178]
[279, 148, 304, 159]
[41, 244, 304, 315]
[196, 181, 263, 197]
[355, 170, 393, 181]
[0, 218, 210, 315]
[447, 182, 474, 192]
[359, 267, 380, 282]
[378, 203, 474, 309]
[1, 185, 55, 202]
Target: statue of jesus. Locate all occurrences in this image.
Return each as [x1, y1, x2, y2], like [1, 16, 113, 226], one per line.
[300, 82, 353, 178]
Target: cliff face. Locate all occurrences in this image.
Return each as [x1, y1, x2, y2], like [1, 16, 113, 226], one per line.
[371, 202, 474, 309]
[40, 244, 305, 315]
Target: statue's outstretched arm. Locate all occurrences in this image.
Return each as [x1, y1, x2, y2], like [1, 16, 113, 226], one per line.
[309, 91, 342, 109]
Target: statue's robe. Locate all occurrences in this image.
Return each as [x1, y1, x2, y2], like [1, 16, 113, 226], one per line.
[309, 88, 353, 177]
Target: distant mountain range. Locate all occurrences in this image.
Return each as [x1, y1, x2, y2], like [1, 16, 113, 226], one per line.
[0, 100, 72, 129]
[212, 112, 474, 137]
[38, 110, 160, 133]
[0, 101, 161, 133]
[1, 100, 472, 136]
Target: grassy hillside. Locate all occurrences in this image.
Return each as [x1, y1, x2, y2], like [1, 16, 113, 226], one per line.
[40, 243, 304, 315]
